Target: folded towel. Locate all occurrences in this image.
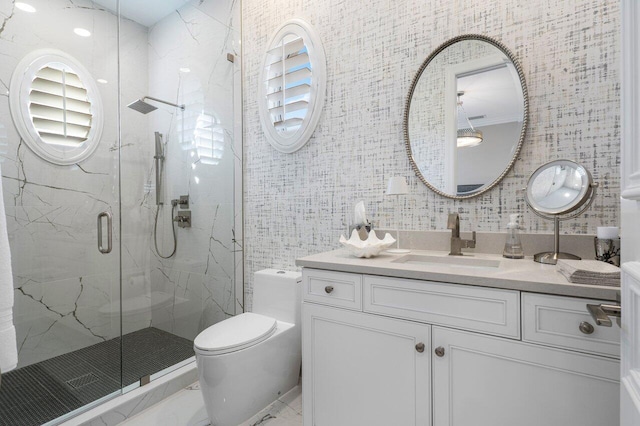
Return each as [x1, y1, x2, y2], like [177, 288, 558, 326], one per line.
[557, 259, 621, 276]
[557, 259, 620, 287]
[558, 269, 620, 286]
[0, 164, 16, 373]
[0, 312, 16, 371]
[0, 232, 13, 314]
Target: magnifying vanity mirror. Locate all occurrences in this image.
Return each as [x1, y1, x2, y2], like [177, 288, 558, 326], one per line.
[525, 159, 598, 265]
[404, 35, 528, 198]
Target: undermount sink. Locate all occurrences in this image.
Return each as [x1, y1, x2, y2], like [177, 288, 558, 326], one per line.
[392, 254, 501, 269]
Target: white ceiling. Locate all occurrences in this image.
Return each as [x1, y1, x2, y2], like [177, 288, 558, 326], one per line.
[93, 0, 192, 27]
[457, 64, 524, 128]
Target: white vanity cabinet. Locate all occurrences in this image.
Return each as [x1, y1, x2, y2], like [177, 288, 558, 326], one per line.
[302, 303, 431, 426]
[301, 268, 620, 426]
[302, 269, 431, 425]
[432, 327, 620, 426]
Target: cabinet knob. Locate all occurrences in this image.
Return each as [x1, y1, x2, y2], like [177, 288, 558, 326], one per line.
[579, 321, 595, 335]
[324, 286, 334, 294]
[435, 346, 445, 357]
[415, 342, 425, 353]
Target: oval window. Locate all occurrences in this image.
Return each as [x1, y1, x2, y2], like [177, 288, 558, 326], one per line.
[258, 19, 326, 153]
[9, 49, 104, 165]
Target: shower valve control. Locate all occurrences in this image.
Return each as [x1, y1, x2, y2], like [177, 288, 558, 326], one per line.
[178, 195, 189, 209]
[174, 211, 192, 228]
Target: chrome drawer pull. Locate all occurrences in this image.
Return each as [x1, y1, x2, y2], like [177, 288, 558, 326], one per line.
[435, 346, 445, 357]
[587, 303, 621, 327]
[579, 321, 594, 335]
[415, 343, 425, 353]
[324, 286, 334, 294]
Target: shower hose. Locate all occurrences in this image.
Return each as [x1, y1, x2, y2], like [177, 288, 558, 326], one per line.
[154, 201, 177, 258]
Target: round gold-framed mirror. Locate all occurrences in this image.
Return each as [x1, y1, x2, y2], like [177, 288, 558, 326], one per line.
[404, 34, 528, 199]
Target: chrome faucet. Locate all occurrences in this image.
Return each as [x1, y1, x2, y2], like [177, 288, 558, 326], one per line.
[447, 213, 476, 256]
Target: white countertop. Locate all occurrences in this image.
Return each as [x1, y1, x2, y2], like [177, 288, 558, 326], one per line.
[296, 249, 620, 301]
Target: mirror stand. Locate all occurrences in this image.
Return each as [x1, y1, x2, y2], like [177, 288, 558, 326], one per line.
[533, 216, 581, 264]
[527, 183, 599, 265]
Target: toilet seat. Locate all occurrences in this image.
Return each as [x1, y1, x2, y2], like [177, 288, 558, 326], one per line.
[194, 312, 277, 355]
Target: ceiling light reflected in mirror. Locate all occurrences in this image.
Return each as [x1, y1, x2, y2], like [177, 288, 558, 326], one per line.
[456, 91, 483, 148]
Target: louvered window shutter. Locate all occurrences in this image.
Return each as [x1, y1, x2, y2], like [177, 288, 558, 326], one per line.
[259, 20, 326, 153]
[29, 65, 93, 146]
[265, 37, 310, 134]
[9, 50, 104, 165]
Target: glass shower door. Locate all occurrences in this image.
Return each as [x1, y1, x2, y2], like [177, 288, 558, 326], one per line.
[0, 0, 241, 423]
[118, 0, 240, 387]
[0, 1, 122, 425]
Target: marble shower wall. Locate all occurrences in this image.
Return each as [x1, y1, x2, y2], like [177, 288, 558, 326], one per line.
[0, 0, 241, 368]
[242, 0, 620, 309]
[0, 0, 145, 367]
[144, 0, 242, 341]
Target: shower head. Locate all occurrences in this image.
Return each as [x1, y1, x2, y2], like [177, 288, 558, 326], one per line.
[127, 99, 158, 114]
[127, 96, 185, 114]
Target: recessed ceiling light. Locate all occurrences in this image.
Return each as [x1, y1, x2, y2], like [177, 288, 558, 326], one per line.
[74, 28, 91, 37]
[179, 67, 191, 73]
[15, 2, 36, 13]
[96, 79, 108, 84]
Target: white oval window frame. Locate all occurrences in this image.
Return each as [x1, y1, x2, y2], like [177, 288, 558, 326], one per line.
[258, 19, 327, 154]
[9, 49, 104, 165]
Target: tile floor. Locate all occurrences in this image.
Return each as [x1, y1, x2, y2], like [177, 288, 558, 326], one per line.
[120, 382, 302, 426]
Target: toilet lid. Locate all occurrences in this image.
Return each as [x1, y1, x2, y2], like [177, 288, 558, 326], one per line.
[194, 312, 277, 353]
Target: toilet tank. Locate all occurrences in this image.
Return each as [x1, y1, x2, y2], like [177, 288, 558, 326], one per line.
[253, 269, 302, 324]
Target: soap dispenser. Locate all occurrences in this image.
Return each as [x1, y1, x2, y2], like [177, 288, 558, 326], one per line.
[503, 214, 524, 259]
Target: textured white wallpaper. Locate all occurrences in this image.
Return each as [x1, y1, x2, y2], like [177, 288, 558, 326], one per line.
[242, 0, 620, 309]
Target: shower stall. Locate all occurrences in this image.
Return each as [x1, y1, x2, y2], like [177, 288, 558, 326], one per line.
[0, 0, 242, 425]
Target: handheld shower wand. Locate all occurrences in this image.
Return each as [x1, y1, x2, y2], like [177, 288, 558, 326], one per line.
[154, 132, 164, 206]
[152, 132, 177, 258]
[127, 98, 186, 259]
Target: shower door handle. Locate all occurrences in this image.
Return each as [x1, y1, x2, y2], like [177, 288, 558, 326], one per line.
[97, 211, 113, 254]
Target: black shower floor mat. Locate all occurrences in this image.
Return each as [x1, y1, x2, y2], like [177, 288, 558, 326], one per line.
[0, 327, 194, 426]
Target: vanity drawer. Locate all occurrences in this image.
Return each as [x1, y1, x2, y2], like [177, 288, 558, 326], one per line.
[303, 269, 362, 310]
[522, 293, 620, 358]
[363, 275, 520, 338]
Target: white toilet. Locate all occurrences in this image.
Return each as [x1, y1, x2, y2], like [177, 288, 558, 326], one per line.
[194, 269, 302, 426]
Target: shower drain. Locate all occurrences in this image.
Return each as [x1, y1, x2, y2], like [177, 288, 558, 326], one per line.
[66, 373, 100, 389]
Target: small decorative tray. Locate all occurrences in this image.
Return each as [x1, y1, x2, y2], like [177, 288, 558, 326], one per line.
[339, 229, 396, 258]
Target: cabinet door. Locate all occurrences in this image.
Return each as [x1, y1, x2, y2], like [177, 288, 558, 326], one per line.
[432, 326, 620, 426]
[302, 303, 431, 426]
